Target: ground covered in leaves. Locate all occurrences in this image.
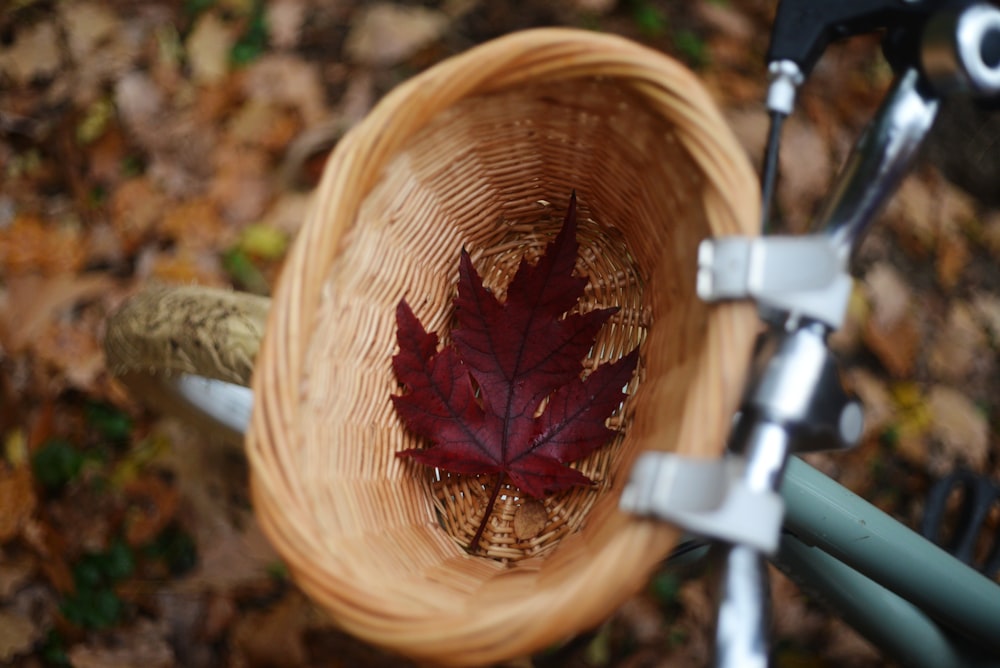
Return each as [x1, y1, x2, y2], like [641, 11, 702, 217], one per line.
[1, 1, 999, 666]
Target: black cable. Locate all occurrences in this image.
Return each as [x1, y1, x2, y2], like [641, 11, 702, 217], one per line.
[760, 110, 786, 234]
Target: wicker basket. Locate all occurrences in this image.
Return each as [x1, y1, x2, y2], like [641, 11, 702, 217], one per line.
[248, 28, 759, 665]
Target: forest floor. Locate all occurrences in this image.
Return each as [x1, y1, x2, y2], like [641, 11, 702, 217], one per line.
[2, 1, 999, 666]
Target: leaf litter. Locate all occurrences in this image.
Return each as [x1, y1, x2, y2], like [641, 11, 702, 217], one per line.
[0, 0, 998, 665]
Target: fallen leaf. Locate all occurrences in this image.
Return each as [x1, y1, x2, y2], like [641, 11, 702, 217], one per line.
[159, 197, 230, 251]
[884, 175, 939, 256]
[109, 177, 167, 251]
[695, 2, 754, 40]
[186, 12, 236, 85]
[60, 2, 120, 63]
[887, 382, 933, 467]
[114, 71, 166, 138]
[0, 21, 62, 86]
[157, 421, 279, 592]
[971, 292, 1000, 342]
[935, 229, 969, 291]
[242, 54, 328, 127]
[512, 498, 548, 541]
[777, 117, 833, 233]
[123, 474, 180, 547]
[0, 549, 35, 600]
[67, 618, 174, 668]
[266, 0, 306, 50]
[0, 214, 87, 276]
[928, 301, 989, 382]
[0, 273, 113, 354]
[0, 465, 35, 543]
[393, 194, 638, 550]
[229, 591, 318, 668]
[862, 263, 921, 377]
[844, 368, 892, 441]
[926, 385, 990, 473]
[0, 610, 39, 663]
[226, 99, 302, 151]
[346, 3, 450, 67]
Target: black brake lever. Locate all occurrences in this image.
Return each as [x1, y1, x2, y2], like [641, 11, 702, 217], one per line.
[767, 0, 934, 79]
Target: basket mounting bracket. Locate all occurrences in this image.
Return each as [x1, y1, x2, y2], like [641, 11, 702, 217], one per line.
[619, 452, 784, 554]
[696, 235, 853, 330]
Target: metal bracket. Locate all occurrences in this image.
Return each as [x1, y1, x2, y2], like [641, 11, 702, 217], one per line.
[620, 452, 785, 554]
[697, 235, 853, 330]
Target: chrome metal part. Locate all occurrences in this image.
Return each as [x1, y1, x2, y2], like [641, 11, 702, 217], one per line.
[736, 325, 863, 453]
[172, 375, 253, 433]
[711, 420, 792, 668]
[923, 2, 1000, 96]
[713, 544, 770, 668]
[814, 68, 939, 262]
[766, 59, 804, 115]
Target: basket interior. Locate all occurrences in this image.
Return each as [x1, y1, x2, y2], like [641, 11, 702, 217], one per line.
[288, 76, 714, 582]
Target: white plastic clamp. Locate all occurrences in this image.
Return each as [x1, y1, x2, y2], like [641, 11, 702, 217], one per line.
[696, 235, 853, 330]
[619, 452, 785, 554]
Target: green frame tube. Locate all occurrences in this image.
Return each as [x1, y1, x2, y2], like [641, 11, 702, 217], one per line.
[780, 457, 1000, 655]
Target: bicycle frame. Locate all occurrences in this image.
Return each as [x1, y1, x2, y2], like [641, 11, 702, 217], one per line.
[778, 457, 1000, 667]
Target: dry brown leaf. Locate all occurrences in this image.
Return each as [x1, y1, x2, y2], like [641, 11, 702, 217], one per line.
[137, 247, 226, 287]
[0, 21, 62, 86]
[971, 292, 1000, 342]
[123, 474, 180, 547]
[0, 273, 113, 354]
[926, 385, 990, 473]
[186, 12, 236, 85]
[885, 174, 939, 256]
[110, 178, 168, 251]
[844, 368, 893, 441]
[156, 421, 278, 592]
[227, 99, 302, 151]
[0, 549, 35, 600]
[862, 263, 921, 377]
[513, 498, 547, 540]
[0, 215, 87, 276]
[160, 197, 231, 251]
[935, 229, 969, 291]
[60, 2, 120, 63]
[777, 117, 832, 233]
[34, 315, 107, 390]
[210, 141, 274, 222]
[928, 301, 988, 382]
[0, 465, 35, 543]
[242, 55, 328, 127]
[266, 0, 307, 50]
[346, 3, 450, 67]
[695, 2, 754, 40]
[0, 610, 39, 664]
[229, 591, 318, 668]
[68, 619, 174, 668]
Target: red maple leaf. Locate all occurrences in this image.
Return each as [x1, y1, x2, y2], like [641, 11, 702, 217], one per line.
[392, 194, 639, 551]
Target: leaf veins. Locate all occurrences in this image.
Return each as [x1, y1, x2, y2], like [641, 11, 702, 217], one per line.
[392, 193, 639, 552]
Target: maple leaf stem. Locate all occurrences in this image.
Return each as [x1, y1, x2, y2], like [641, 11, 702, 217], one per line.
[471, 473, 505, 553]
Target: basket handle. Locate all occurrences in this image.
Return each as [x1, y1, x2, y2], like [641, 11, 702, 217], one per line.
[104, 285, 268, 436]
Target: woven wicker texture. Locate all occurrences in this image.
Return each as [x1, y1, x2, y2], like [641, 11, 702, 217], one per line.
[248, 28, 759, 665]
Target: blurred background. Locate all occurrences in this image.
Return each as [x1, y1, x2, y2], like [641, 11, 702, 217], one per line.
[1, 1, 998, 665]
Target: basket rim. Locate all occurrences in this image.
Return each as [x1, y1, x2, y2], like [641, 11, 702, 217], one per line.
[247, 27, 761, 665]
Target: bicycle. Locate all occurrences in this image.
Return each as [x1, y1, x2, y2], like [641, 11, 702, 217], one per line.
[105, 2, 1000, 666]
